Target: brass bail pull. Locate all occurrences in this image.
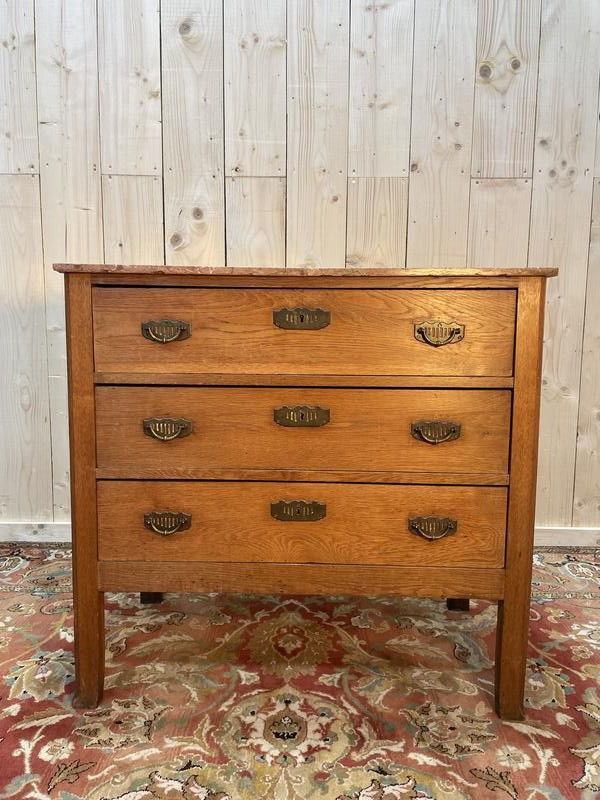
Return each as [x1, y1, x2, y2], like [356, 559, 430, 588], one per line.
[411, 420, 461, 445]
[409, 515, 457, 541]
[144, 511, 192, 536]
[143, 417, 193, 441]
[141, 319, 191, 343]
[414, 321, 465, 347]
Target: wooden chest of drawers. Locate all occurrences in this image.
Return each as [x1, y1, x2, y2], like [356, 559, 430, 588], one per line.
[56, 265, 556, 720]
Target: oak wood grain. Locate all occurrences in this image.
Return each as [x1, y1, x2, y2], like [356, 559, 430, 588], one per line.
[495, 276, 545, 719]
[65, 273, 104, 707]
[97, 481, 507, 568]
[98, 561, 505, 600]
[92, 287, 517, 376]
[95, 387, 511, 475]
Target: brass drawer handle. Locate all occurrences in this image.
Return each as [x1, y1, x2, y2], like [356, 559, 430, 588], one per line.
[271, 500, 326, 521]
[411, 420, 461, 445]
[141, 319, 191, 343]
[409, 515, 457, 541]
[144, 511, 191, 536]
[143, 417, 193, 441]
[274, 405, 330, 427]
[273, 307, 331, 330]
[414, 321, 465, 347]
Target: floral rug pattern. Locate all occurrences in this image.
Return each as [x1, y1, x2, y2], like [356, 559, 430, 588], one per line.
[0, 544, 599, 799]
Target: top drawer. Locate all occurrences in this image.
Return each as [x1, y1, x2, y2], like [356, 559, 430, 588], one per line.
[92, 288, 516, 377]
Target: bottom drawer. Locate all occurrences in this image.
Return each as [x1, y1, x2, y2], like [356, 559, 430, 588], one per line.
[97, 481, 506, 568]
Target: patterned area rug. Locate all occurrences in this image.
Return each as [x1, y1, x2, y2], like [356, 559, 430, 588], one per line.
[0, 545, 599, 799]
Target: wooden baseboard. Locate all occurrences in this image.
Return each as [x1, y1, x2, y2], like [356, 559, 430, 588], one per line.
[0, 523, 71, 543]
[1, 524, 599, 548]
[534, 527, 600, 547]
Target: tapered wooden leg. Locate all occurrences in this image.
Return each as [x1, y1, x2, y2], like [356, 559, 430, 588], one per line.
[140, 592, 164, 604]
[73, 588, 105, 708]
[446, 598, 470, 611]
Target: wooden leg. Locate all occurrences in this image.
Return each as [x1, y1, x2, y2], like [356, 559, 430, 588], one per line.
[446, 598, 470, 611]
[73, 588, 105, 708]
[140, 592, 164, 604]
[495, 596, 530, 720]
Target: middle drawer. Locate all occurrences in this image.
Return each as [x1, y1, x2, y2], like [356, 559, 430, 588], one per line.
[95, 387, 511, 476]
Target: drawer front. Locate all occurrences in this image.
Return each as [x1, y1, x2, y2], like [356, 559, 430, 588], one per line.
[97, 481, 507, 568]
[92, 288, 516, 376]
[96, 387, 511, 475]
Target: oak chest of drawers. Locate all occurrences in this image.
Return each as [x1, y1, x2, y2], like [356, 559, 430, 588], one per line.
[56, 264, 556, 719]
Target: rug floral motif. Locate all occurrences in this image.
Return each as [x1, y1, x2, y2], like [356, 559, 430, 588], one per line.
[0, 544, 599, 799]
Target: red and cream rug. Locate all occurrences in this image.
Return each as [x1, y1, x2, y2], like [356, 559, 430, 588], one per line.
[0, 544, 598, 799]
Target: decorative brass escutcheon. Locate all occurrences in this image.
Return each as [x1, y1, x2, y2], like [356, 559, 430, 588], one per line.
[271, 500, 327, 521]
[141, 319, 191, 343]
[143, 417, 193, 441]
[274, 405, 330, 427]
[414, 321, 465, 347]
[411, 420, 461, 445]
[408, 515, 457, 541]
[144, 511, 192, 536]
[273, 307, 331, 330]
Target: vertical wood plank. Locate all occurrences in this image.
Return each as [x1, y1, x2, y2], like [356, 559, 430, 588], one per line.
[224, 0, 286, 177]
[0, 176, 52, 521]
[529, 0, 600, 526]
[162, 1, 225, 266]
[348, 0, 414, 178]
[102, 175, 164, 264]
[225, 177, 285, 266]
[0, 0, 37, 173]
[98, 0, 162, 175]
[406, 0, 477, 267]
[35, 0, 104, 522]
[346, 177, 407, 267]
[286, 0, 350, 268]
[472, 0, 542, 178]
[467, 178, 531, 266]
[573, 179, 600, 525]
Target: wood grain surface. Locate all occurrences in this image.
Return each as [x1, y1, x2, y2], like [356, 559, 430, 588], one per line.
[95, 386, 511, 475]
[97, 481, 507, 568]
[99, 561, 505, 599]
[92, 287, 517, 376]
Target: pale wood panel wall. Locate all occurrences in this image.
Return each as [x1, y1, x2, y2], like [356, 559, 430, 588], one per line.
[1, 0, 600, 536]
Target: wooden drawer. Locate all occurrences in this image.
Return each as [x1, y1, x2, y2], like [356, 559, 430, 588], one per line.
[92, 288, 516, 376]
[97, 481, 507, 567]
[95, 387, 511, 476]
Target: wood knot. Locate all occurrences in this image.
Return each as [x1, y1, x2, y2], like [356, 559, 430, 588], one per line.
[410, 162, 418, 172]
[511, 57, 521, 71]
[192, 207, 203, 220]
[170, 232, 183, 248]
[178, 19, 193, 37]
[478, 63, 492, 80]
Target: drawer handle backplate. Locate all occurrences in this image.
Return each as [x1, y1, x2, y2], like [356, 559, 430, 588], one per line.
[409, 515, 457, 541]
[271, 500, 326, 521]
[144, 511, 192, 536]
[414, 321, 465, 347]
[143, 417, 193, 441]
[274, 405, 330, 427]
[273, 307, 331, 330]
[411, 420, 461, 445]
[141, 319, 191, 343]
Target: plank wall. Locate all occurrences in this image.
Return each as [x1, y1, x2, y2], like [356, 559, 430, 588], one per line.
[0, 0, 599, 536]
